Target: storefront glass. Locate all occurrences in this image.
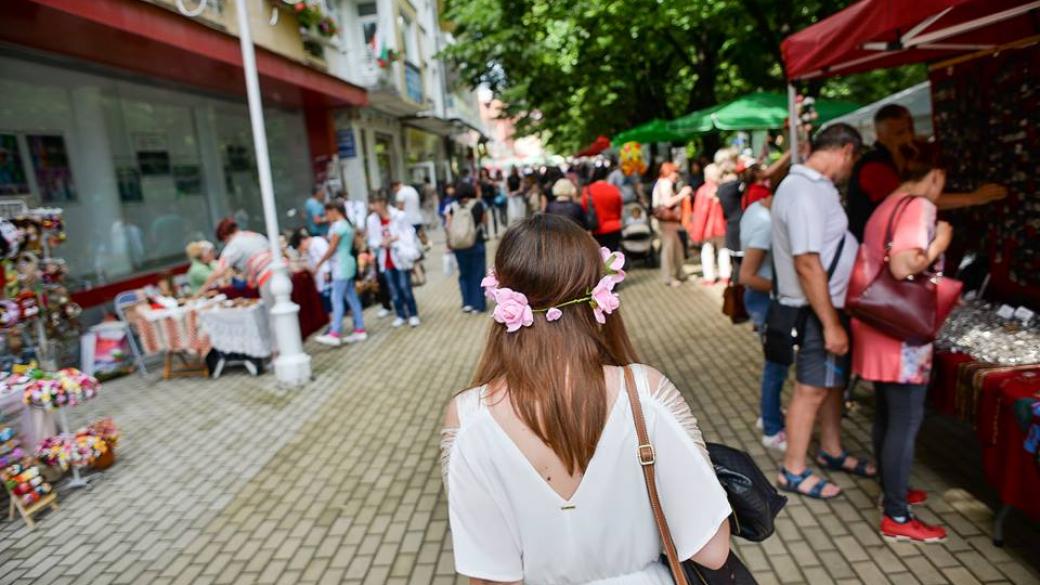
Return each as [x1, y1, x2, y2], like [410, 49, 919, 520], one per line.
[0, 54, 313, 287]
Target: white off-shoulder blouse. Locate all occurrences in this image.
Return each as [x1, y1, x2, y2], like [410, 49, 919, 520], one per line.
[440, 364, 731, 585]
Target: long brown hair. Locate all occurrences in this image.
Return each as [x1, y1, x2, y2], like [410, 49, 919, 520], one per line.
[471, 214, 639, 475]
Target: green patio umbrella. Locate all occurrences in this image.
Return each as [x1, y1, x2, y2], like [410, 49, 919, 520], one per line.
[611, 119, 689, 147]
[709, 92, 859, 130]
[667, 104, 724, 135]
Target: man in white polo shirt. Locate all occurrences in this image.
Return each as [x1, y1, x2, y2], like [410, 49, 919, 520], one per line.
[772, 123, 876, 500]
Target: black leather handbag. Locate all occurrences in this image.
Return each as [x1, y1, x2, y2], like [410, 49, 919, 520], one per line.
[763, 236, 846, 365]
[707, 443, 788, 542]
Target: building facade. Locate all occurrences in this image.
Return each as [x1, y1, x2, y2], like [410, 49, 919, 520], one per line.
[0, 0, 483, 302]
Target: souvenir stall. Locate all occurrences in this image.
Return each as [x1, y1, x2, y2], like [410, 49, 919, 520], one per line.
[781, 0, 1040, 544]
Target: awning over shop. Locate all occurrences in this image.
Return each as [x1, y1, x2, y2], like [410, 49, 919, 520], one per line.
[781, 0, 1039, 81]
[611, 120, 687, 147]
[574, 136, 611, 158]
[667, 105, 724, 135]
[3, 0, 368, 109]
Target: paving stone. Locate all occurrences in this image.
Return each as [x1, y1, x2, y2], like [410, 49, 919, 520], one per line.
[1, 242, 1037, 585]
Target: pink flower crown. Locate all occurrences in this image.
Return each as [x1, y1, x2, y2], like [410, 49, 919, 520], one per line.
[481, 247, 626, 333]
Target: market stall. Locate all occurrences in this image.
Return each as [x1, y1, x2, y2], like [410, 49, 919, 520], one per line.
[667, 92, 859, 134]
[782, 0, 1040, 542]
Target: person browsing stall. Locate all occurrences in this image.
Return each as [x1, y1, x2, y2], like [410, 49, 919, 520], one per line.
[367, 193, 422, 328]
[846, 104, 1006, 241]
[850, 149, 956, 543]
[772, 124, 876, 500]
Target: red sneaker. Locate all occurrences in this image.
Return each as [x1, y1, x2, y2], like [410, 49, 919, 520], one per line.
[880, 516, 947, 543]
[907, 488, 928, 505]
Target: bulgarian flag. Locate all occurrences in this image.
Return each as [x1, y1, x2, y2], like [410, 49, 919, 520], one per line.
[369, 27, 391, 68]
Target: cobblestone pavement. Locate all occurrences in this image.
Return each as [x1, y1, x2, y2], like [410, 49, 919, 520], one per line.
[1, 245, 1038, 585]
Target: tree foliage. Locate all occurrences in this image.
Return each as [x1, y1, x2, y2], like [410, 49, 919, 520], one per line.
[442, 0, 925, 152]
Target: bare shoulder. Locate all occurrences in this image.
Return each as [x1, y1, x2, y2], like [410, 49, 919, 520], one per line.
[442, 386, 485, 430]
[442, 397, 460, 430]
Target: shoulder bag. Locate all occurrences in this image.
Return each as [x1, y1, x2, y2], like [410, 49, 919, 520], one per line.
[623, 366, 762, 585]
[762, 235, 845, 366]
[845, 195, 962, 344]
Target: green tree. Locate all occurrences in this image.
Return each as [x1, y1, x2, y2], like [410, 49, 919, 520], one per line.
[442, 0, 924, 152]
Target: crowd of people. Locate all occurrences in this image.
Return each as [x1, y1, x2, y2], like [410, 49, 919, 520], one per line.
[438, 103, 1011, 585]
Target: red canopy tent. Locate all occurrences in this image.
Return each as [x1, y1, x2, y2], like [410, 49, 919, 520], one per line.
[782, 0, 1039, 81]
[574, 135, 611, 158]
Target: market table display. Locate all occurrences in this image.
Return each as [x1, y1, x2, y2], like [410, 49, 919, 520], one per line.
[130, 297, 222, 379]
[930, 302, 1040, 542]
[197, 298, 270, 378]
[217, 270, 327, 340]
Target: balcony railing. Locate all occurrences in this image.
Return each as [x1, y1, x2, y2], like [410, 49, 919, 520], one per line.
[404, 62, 424, 104]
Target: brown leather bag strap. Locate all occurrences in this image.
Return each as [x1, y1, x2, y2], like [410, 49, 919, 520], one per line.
[623, 365, 690, 585]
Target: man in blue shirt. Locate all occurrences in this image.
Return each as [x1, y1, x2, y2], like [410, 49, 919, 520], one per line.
[304, 186, 329, 237]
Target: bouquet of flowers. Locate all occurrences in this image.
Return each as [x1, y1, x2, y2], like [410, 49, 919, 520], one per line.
[35, 431, 108, 471]
[87, 418, 119, 448]
[22, 368, 101, 409]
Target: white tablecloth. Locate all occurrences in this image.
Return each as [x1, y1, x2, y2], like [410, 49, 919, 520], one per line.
[0, 389, 56, 450]
[197, 303, 272, 358]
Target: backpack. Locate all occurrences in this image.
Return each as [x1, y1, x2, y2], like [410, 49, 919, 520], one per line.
[582, 187, 600, 232]
[448, 200, 478, 249]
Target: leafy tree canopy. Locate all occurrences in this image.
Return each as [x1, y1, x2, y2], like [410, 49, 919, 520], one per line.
[442, 0, 925, 152]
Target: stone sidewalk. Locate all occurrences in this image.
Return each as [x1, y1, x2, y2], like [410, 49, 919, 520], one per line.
[0, 246, 1037, 585]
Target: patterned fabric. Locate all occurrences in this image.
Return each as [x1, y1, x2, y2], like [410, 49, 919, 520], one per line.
[132, 302, 216, 357]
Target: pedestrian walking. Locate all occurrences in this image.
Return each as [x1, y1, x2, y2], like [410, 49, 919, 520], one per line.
[771, 123, 874, 500]
[304, 185, 329, 237]
[392, 180, 427, 246]
[313, 201, 368, 346]
[545, 178, 587, 229]
[446, 182, 488, 314]
[689, 163, 729, 286]
[441, 214, 731, 583]
[738, 194, 789, 452]
[583, 165, 624, 251]
[850, 151, 954, 542]
[478, 168, 501, 238]
[652, 162, 690, 286]
[367, 193, 422, 328]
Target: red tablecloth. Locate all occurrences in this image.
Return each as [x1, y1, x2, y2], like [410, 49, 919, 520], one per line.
[291, 271, 328, 339]
[930, 351, 1040, 522]
[217, 271, 327, 339]
[980, 371, 1040, 522]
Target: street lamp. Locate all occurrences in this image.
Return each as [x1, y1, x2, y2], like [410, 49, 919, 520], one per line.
[178, 0, 312, 386]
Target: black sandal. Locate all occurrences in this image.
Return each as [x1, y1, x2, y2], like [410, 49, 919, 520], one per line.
[817, 450, 877, 478]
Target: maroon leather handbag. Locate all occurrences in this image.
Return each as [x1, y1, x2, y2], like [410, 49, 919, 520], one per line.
[845, 196, 962, 345]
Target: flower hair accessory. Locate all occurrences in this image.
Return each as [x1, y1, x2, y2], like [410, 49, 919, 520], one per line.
[483, 247, 625, 332]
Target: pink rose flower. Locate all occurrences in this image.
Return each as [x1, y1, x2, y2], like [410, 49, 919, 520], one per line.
[545, 307, 563, 322]
[600, 247, 626, 272]
[590, 276, 621, 324]
[492, 288, 534, 332]
[481, 270, 500, 299]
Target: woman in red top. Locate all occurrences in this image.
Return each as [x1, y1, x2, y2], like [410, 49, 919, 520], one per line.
[849, 152, 953, 544]
[687, 163, 727, 284]
[582, 165, 624, 251]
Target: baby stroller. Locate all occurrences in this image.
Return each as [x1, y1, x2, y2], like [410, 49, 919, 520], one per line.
[620, 202, 656, 268]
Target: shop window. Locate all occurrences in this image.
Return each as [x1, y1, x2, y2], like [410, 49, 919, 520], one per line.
[0, 54, 313, 287]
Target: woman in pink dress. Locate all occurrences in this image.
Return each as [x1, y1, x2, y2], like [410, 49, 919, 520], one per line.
[849, 152, 953, 544]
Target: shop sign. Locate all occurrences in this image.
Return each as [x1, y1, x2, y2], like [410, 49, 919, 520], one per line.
[337, 129, 357, 159]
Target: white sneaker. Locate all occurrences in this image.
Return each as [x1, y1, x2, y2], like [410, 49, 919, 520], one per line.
[462, 306, 473, 313]
[344, 331, 368, 343]
[315, 334, 342, 347]
[762, 431, 787, 452]
[391, 317, 406, 328]
[408, 316, 421, 328]
[377, 308, 391, 318]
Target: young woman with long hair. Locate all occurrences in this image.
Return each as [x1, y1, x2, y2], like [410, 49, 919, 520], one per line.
[441, 214, 731, 584]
